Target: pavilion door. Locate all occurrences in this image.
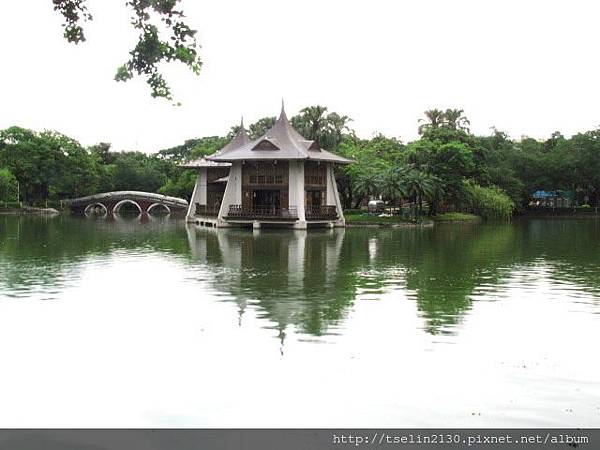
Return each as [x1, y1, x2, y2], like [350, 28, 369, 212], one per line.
[253, 189, 281, 210]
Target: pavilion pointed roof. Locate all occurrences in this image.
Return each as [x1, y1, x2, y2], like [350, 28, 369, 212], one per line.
[213, 118, 250, 158]
[207, 105, 352, 165]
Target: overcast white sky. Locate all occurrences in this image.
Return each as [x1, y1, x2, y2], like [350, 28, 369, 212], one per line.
[1, 0, 599, 152]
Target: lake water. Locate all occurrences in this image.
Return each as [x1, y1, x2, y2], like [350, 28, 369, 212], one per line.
[0, 215, 599, 427]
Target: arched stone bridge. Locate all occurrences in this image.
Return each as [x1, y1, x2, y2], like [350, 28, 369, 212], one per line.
[64, 191, 188, 216]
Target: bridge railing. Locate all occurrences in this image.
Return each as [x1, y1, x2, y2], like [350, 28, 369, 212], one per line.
[64, 191, 188, 208]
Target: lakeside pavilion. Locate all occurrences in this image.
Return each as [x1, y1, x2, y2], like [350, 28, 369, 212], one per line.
[181, 104, 352, 229]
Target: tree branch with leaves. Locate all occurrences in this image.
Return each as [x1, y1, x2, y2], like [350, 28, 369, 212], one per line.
[52, 0, 202, 100]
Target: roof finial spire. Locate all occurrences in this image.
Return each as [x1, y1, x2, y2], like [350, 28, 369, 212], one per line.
[279, 98, 287, 121]
[240, 116, 244, 129]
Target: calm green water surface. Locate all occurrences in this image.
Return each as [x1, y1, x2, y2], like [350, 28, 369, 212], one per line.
[0, 215, 599, 426]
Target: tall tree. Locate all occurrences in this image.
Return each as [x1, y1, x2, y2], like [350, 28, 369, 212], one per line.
[418, 109, 445, 135]
[292, 106, 329, 141]
[407, 138, 476, 211]
[0, 127, 98, 203]
[323, 112, 353, 150]
[571, 129, 600, 206]
[403, 169, 436, 215]
[291, 106, 353, 151]
[443, 109, 470, 132]
[0, 168, 18, 204]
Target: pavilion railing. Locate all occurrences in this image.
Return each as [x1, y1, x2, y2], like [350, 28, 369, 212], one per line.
[195, 203, 220, 217]
[305, 205, 338, 220]
[226, 205, 298, 220]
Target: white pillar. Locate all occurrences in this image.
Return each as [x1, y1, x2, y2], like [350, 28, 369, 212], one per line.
[326, 164, 336, 207]
[217, 230, 242, 269]
[288, 230, 306, 286]
[186, 168, 207, 222]
[185, 224, 208, 259]
[218, 161, 242, 225]
[327, 163, 345, 226]
[289, 160, 307, 229]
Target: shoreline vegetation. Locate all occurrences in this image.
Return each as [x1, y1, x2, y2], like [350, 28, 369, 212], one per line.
[2, 206, 598, 227]
[432, 212, 481, 222]
[2, 107, 600, 221]
[344, 211, 434, 227]
[0, 205, 59, 215]
[345, 211, 482, 227]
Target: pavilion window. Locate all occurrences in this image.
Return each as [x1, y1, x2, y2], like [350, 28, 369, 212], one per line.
[304, 162, 326, 187]
[243, 162, 287, 186]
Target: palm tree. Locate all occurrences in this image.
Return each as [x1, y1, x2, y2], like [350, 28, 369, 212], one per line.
[427, 176, 445, 216]
[377, 167, 407, 206]
[325, 112, 353, 150]
[403, 169, 436, 216]
[443, 109, 470, 132]
[354, 170, 380, 203]
[293, 106, 329, 142]
[292, 106, 354, 151]
[418, 109, 445, 135]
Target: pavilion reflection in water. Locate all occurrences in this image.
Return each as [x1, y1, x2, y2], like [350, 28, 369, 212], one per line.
[2, 215, 599, 339]
[184, 221, 600, 340]
[184, 224, 499, 340]
[185, 226, 358, 339]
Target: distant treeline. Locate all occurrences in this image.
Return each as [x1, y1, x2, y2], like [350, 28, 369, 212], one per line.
[1, 107, 599, 218]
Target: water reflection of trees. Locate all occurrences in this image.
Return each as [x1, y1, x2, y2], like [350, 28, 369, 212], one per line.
[186, 225, 521, 336]
[0, 215, 188, 295]
[186, 220, 600, 336]
[2, 214, 598, 334]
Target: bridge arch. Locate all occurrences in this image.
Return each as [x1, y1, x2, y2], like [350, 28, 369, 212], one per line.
[65, 191, 188, 216]
[113, 199, 143, 215]
[147, 203, 171, 215]
[84, 202, 108, 216]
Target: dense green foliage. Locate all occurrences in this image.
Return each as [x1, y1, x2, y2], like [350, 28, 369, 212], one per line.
[0, 127, 100, 204]
[0, 168, 18, 203]
[52, 0, 202, 100]
[336, 109, 600, 217]
[461, 181, 514, 220]
[0, 128, 169, 205]
[2, 106, 600, 216]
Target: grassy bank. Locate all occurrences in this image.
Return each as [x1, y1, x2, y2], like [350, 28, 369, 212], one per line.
[344, 211, 432, 227]
[432, 212, 481, 222]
